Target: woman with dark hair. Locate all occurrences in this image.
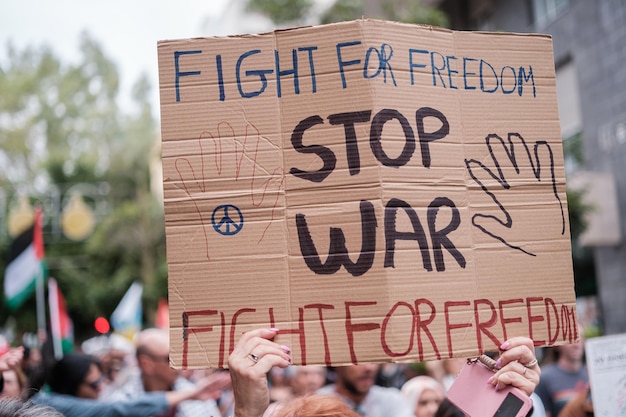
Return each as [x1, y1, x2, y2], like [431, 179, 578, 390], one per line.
[30, 352, 230, 417]
[47, 353, 104, 399]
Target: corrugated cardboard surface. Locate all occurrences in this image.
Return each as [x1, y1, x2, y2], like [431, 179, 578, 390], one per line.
[158, 19, 576, 369]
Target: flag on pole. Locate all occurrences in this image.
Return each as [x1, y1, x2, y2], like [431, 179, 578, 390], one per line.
[110, 281, 143, 339]
[4, 207, 46, 310]
[48, 278, 74, 359]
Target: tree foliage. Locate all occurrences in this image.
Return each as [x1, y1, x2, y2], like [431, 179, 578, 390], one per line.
[245, 0, 449, 37]
[562, 132, 596, 297]
[0, 34, 166, 342]
[380, 0, 448, 27]
[0, 35, 121, 192]
[246, 0, 450, 28]
[319, 0, 365, 24]
[247, 0, 313, 25]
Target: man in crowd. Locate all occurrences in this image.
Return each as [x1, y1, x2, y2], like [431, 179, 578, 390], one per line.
[535, 324, 588, 417]
[317, 364, 413, 417]
[103, 327, 226, 417]
[289, 365, 327, 397]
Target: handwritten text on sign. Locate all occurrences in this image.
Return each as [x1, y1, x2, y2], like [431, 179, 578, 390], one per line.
[173, 42, 536, 102]
[158, 20, 576, 368]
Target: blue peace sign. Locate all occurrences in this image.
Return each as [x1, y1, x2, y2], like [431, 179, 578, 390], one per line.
[211, 204, 244, 236]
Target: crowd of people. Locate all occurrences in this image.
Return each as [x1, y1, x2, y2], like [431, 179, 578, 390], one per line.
[0, 325, 591, 417]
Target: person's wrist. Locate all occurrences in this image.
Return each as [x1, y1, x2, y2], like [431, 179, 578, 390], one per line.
[233, 405, 264, 417]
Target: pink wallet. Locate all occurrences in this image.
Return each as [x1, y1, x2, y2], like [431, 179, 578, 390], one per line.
[447, 356, 533, 417]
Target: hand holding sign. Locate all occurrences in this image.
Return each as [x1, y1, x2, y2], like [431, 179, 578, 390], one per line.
[465, 132, 565, 256]
[174, 121, 284, 260]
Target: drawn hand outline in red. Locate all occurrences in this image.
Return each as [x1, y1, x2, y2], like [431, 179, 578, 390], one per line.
[465, 132, 565, 256]
[174, 121, 285, 260]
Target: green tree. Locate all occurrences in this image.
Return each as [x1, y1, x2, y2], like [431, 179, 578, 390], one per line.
[83, 73, 167, 326]
[563, 132, 596, 298]
[380, 0, 448, 26]
[246, 0, 449, 27]
[0, 34, 166, 342]
[247, 0, 313, 25]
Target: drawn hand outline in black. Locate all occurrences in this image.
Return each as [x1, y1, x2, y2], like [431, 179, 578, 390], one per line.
[174, 121, 284, 260]
[465, 132, 565, 256]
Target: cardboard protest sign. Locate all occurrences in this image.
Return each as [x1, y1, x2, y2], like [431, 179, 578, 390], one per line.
[157, 19, 577, 369]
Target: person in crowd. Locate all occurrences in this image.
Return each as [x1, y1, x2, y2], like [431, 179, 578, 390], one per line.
[32, 386, 219, 417]
[423, 358, 466, 392]
[21, 345, 47, 399]
[227, 328, 543, 417]
[557, 385, 593, 417]
[267, 366, 294, 405]
[269, 395, 361, 417]
[401, 375, 446, 417]
[46, 353, 104, 399]
[102, 327, 228, 417]
[0, 346, 24, 396]
[81, 333, 135, 392]
[535, 324, 588, 417]
[0, 397, 64, 417]
[257, 365, 329, 416]
[30, 350, 228, 417]
[0, 366, 28, 399]
[288, 365, 328, 397]
[375, 363, 413, 389]
[316, 362, 413, 417]
[440, 359, 465, 391]
[20, 344, 44, 395]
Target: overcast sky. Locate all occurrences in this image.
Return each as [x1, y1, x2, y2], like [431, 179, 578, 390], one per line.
[0, 0, 229, 114]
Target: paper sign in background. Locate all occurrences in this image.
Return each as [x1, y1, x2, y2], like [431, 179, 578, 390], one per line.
[158, 19, 577, 369]
[585, 333, 626, 416]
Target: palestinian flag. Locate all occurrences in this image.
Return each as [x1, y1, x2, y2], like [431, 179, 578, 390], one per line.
[48, 278, 74, 359]
[4, 208, 46, 310]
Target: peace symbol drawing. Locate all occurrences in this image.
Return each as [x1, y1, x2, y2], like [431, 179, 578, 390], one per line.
[211, 204, 244, 236]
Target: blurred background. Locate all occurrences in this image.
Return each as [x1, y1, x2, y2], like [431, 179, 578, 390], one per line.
[0, 0, 623, 353]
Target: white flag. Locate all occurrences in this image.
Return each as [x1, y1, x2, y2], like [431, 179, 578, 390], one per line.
[110, 281, 143, 339]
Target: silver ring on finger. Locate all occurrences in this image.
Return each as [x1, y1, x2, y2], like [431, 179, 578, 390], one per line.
[523, 358, 538, 368]
[249, 353, 260, 363]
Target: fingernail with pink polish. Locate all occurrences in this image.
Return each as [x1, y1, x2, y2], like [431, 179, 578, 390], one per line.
[495, 359, 502, 368]
[280, 345, 291, 353]
[500, 342, 510, 350]
[486, 376, 494, 384]
[270, 328, 280, 333]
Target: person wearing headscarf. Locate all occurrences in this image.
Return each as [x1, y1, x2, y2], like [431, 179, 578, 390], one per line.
[401, 375, 446, 417]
